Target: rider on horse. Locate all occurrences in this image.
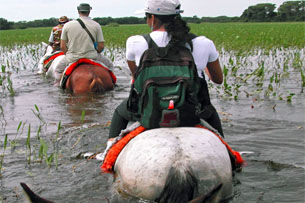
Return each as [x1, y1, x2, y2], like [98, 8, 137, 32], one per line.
[54, 3, 113, 85]
[49, 16, 69, 52]
[108, 0, 224, 140]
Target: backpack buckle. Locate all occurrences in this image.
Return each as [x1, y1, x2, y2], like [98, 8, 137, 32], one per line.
[159, 100, 180, 127]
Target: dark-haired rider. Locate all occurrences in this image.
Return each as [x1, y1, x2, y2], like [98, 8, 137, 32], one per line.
[108, 0, 224, 139]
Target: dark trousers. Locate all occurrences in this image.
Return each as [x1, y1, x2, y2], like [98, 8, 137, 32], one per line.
[108, 99, 224, 139]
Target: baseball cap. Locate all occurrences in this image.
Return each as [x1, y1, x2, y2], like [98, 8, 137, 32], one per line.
[77, 3, 92, 12]
[143, 0, 184, 15]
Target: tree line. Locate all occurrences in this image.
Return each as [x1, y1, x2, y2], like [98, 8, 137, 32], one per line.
[0, 1, 304, 30]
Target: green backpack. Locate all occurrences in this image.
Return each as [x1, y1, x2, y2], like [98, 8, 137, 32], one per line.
[127, 34, 209, 129]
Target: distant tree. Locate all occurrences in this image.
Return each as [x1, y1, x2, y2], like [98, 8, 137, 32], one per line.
[241, 3, 277, 22]
[202, 16, 240, 23]
[0, 18, 13, 30]
[93, 17, 115, 25]
[277, 1, 305, 21]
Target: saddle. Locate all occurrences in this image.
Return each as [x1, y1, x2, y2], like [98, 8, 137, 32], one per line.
[99, 121, 244, 173]
[43, 51, 64, 71]
[60, 58, 117, 89]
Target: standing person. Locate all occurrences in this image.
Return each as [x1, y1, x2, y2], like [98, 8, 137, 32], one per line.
[54, 3, 113, 84]
[49, 16, 69, 52]
[108, 0, 224, 138]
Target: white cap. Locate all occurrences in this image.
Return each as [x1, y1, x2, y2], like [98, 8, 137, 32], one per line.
[143, 0, 184, 15]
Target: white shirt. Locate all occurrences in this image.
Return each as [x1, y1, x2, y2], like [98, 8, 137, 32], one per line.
[126, 31, 219, 78]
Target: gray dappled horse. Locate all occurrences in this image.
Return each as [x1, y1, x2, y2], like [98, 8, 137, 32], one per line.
[112, 127, 233, 202]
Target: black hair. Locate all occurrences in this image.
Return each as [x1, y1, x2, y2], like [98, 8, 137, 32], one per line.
[146, 12, 191, 46]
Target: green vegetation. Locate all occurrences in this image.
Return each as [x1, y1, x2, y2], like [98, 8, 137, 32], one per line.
[1, 22, 304, 51]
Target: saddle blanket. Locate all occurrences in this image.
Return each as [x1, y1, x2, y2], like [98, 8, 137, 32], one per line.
[98, 120, 244, 173]
[43, 51, 64, 71]
[60, 58, 117, 89]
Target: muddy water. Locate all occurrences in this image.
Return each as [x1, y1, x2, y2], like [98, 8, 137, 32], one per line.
[0, 44, 304, 202]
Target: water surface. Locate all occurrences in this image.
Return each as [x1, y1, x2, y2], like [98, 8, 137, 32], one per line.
[0, 45, 304, 202]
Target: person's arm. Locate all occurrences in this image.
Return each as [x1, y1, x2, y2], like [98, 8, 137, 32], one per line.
[48, 30, 54, 47]
[127, 60, 137, 77]
[206, 59, 223, 84]
[97, 42, 104, 53]
[60, 39, 68, 54]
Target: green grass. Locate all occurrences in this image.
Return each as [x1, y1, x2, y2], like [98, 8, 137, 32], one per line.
[1, 22, 304, 50]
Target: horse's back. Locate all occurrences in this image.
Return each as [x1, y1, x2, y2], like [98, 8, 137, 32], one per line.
[114, 127, 232, 202]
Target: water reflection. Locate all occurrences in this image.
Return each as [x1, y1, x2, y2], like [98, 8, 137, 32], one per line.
[0, 44, 304, 202]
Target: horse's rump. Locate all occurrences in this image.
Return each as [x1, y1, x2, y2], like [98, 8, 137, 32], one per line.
[65, 64, 115, 94]
[113, 127, 233, 202]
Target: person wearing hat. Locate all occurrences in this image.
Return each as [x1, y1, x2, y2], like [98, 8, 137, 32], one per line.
[53, 3, 113, 84]
[108, 0, 224, 139]
[48, 16, 69, 52]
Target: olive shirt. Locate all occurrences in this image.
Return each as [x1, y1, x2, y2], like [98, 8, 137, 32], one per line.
[61, 16, 104, 63]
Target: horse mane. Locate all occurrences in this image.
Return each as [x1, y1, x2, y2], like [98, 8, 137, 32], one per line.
[155, 162, 198, 203]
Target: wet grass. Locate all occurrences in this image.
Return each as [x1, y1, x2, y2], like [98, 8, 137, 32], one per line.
[0, 22, 304, 102]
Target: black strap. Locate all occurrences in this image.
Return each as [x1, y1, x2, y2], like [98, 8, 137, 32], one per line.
[142, 34, 170, 57]
[143, 33, 197, 52]
[142, 34, 158, 50]
[77, 19, 95, 44]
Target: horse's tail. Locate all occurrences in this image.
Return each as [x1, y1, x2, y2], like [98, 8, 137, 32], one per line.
[20, 182, 54, 203]
[89, 76, 105, 93]
[155, 162, 198, 203]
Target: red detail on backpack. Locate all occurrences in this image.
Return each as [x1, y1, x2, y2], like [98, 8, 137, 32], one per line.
[195, 124, 245, 168]
[168, 100, 174, 109]
[65, 58, 117, 84]
[43, 52, 64, 65]
[101, 126, 146, 173]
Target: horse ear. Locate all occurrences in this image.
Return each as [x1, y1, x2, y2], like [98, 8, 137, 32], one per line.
[20, 182, 55, 203]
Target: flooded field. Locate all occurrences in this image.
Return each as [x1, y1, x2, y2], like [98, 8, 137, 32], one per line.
[0, 43, 304, 202]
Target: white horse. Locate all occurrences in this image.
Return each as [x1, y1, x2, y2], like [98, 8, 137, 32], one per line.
[37, 43, 65, 82]
[111, 127, 233, 202]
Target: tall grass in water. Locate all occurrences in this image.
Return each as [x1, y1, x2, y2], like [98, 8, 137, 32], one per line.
[0, 22, 304, 102]
[0, 65, 15, 97]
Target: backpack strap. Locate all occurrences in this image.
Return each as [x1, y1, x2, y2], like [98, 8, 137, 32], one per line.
[142, 34, 170, 57]
[77, 19, 97, 50]
[142, 34, 159, 50]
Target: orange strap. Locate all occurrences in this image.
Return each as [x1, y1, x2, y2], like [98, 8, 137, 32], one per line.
[43, 52, 64, 65]
[101, 126, 146, 173]
[195, 124, 244, 168]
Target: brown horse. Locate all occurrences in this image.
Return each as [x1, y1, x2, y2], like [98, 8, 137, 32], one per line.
[64, 64, 115, 94]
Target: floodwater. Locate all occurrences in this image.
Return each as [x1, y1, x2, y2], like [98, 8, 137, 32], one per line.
[0, 44, 304, 202]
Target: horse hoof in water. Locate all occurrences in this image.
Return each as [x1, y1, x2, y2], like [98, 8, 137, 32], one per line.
[113, 127, 233, 202]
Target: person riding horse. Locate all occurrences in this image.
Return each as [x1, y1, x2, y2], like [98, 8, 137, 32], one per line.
[108, 0, 224, 140]
[54, 3, 113, 85]
[49, 16, 69, 52]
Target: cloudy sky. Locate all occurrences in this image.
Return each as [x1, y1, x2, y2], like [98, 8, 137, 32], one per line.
[1, 0, 287, 22]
